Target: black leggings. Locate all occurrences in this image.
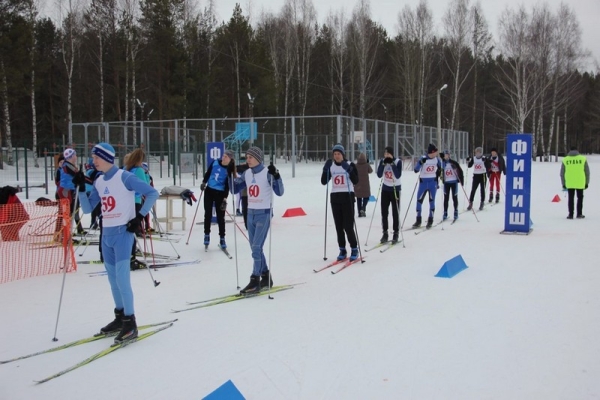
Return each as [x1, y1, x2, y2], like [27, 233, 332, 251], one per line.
[203, 187, 228, 236]
[331, 201, 357, 248]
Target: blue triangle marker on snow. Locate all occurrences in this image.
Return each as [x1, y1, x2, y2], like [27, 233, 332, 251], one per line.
[203, 380, 245, 400]
[369, 195, 376, 202]
[435, 254, 468, 278]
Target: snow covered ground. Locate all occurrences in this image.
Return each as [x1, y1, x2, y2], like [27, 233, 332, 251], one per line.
[1, 155, 599, 399]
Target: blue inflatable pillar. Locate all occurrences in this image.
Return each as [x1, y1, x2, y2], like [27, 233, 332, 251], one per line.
[203, 380, 245, 400]
[435, 255, 468, 278]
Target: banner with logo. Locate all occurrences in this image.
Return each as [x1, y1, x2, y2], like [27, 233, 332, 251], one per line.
[503, 134, 532, 234]
[205, 142, 224, 169]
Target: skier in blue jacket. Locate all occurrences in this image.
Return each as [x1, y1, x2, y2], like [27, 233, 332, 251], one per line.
[75, 143, 158, 344]
[412, 143, 442, 229]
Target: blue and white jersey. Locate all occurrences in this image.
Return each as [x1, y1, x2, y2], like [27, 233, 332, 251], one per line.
[207, 160, 228, 191]
[329, 163, 354, 193]
[443, 161, 458, 183]
[418, 157, 440, 180]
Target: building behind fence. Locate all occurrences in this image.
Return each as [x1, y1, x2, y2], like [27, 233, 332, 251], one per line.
[1, 115, 469, 199]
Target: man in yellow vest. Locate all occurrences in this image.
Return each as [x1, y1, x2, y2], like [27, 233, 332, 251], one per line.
[560, 146, 590, 219]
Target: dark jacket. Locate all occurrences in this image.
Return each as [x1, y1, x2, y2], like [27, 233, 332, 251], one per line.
[442, 159, 464, 185]
[354, 153, 372, 198]
[485, 154, 506, 175]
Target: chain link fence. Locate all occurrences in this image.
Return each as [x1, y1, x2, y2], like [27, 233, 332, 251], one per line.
[2, 116, 468, 198]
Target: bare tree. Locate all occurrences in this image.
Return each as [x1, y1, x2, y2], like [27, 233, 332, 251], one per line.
[443, 0, 474, 131]
[327, 8, 347, 117]
[349, 0, 379, 120]
[25, 0, 41, 167]
[396, 0, 435, 128]
[200, 0, 218, 124]
[470, 2, 491, 147]
[495, 6, 542, 135]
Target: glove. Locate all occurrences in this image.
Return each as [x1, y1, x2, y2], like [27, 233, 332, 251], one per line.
[384, 157, 393, 164]
[420, 157, 426, 165]
[220, 199, 227, 211]
[323, 159, 333, 171]
[227, 161, 235, 175]
[200, 182, 207, 191]
[126, 213, 145, 234]
[267, 163, 280, 179]
[72, 171, 86, 192]
[340, 161, 350, 171]
[585, 184, 588, 189]
[466, 157, 472, 163]
[180, 189, 196, 206]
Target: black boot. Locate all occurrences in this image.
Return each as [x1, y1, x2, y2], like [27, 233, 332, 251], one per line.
[466, 202, 473, 211]
[392, 231, 399, 244]
[100, 308, 124, 334]
[479, 201, 484, 211]
[260, 271, 273, 289]
[488, 193, 493, 203]
[567, 213, 574, 219]
[240, 275, 260, 294]
[380, 232, 389, 244]
[130, 256, 147, 271]
[412, 216, 422, 228]
[114, 314, 137, 344]
[576, 214, 585, 219]
[426, 217, 434, 229]
[495, 193, 500, 203]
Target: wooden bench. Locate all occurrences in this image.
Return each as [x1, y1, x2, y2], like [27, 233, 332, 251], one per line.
[155, 195, 186, 231]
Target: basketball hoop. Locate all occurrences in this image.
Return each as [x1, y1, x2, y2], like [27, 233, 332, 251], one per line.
[353, 131, 364, 145]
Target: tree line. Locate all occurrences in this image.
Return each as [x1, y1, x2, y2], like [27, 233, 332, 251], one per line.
[1, 0, 599, 167]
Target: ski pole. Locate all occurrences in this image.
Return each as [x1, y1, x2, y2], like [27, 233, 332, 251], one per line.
[229, 177, 240, 290]
[185, 188, 204, 245]
[267, 164, 277, 299]
[225, 210, 249, 241]
[323, 168, 329, 260]
[51, 194, 79, 342]
[392, 185, 405, 247]
[365, 173, 384, 246]
[401, 179, 419, 230]
[460, 183, 479, 222]
[150, 208, 181, 259]
[135, 235, 160, 287]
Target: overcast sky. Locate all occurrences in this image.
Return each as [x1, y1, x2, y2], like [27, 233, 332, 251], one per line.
[215, 0, 599, 71]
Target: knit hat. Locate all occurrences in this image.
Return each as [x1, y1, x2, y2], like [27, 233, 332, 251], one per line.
[246, 146, 264, 164]
[442, 149, 450, 155]
[427, 143, 438, 154]
[384, 146, 394, 157]
[63, 148, 76, 160]
[332, 144, 345, 157]
[92, 143, 116, 164]
[490, 147, 498, 153]
[475, 146, 483, 154]
[223, 149, 235, 160]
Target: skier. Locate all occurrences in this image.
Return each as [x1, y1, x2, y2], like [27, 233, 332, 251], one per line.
[200, 149, 235, 249]
[376, 146, 402, 243]
[354, 152, 373, 218]
[233, 147, 284, 294]
[74, 142, 159, 344]
[441, 150, 464, 221]
[321, 144, 360, 261]
[466, 147, 487, 211]
[124, 148, 151, 270]
[560, 146, 590, 219]
[486, 148, 506, 203]
[59, 148, 85, 234]
[235, 161, 250, 229]
[412, 144, 442, 229]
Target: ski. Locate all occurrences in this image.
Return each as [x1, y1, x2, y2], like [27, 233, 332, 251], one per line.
[173, 285, 300, 313]
[313, 258, 347, 273]
[35, 323, 174, 384]
[364, 242, 388, 252]
[331, 257, 365, 274]
[185, 283, 304, 305]
[379, 241, 402, 253]
[220, 246, 233, 259]
[414, 221, 443, 235]
[87, 260, 201, 276]
[1, 319, 177, 365]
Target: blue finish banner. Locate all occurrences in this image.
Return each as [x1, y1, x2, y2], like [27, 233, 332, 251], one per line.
[503, 134, 532, 234]
[205, 142, 224, 169]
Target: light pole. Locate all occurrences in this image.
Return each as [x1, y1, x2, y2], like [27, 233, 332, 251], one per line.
[136, 99, 146, 147]
[247, 93, 255, 146]
[437, 84, 448, 151]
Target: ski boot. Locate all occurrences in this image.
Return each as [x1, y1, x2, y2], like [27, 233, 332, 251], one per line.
[240, 275, 260, 294]
[260, 271, 273, 289]
[567, 213, 574, 219]
[488, 193, 493, 203]
[479, 201, 484, 211]
[453, 210, 459, 220]
[576, 214, 585, 219]
[392, 231, 399, 244]
[100, 308, 124, 334]
[426, 217, 434, 229]
[203, 234, 210, 246]
[349, 247, 359, 261]
[130, 257, 147, 271]
[114, 314, 137, 344]
[412, 216, 422, 228]
[495, 193, 500, 203]
[236, 208, 243, 216]
[380, 232, 389, 244]
[466, 202, 473, 211]
[443, 212, 448, 220]
[337, 247, 347, 261]
[219, 236, 227, 249]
